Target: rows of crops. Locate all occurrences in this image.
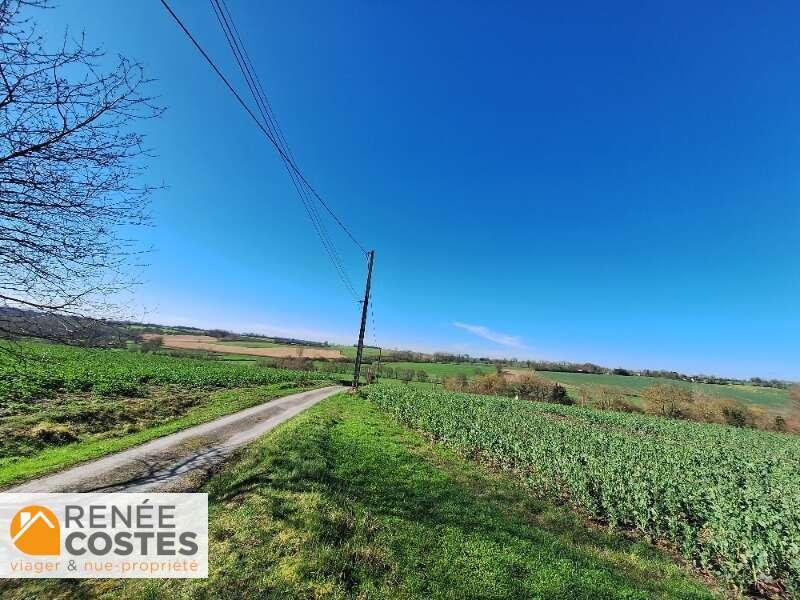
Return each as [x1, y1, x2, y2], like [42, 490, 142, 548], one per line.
[0, 342, 329, 401]
[366, 383, 800, 592]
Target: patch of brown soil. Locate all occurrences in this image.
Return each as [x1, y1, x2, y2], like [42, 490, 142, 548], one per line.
[158, 335, 344, 359]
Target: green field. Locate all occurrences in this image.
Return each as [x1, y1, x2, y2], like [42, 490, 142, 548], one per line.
[311, 360, 496, 383]
[0, 382, 314, 487]
[0, 341, 326, 400]
[382, 361, 495, 379]
[366, 383, 800, 592]
[0, 341, 334, 485]
[1, 393, 714, 599]
[531, 370, 791, 411]
[314, 356, 790, 412]
[333, 344, 382, 359]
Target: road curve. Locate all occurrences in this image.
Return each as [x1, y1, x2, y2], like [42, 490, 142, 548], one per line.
[6, 385, 345, 493]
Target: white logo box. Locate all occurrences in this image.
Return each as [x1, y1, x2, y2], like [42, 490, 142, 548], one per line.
[0, 493, 208, 578]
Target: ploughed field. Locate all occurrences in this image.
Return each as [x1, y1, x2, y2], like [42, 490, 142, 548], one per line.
[153, 334, 345, 359]
[366, 383, 800, 594]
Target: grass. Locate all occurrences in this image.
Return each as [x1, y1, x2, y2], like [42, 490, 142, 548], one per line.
[311, 353, 788, 412]
[0, 341, 335, 486]
[0, 341, 326, 400]
[368, 383, 800, 592]
[1, 394, 717, 599]
[310, 359, 493, 385]
[382, 361, 496, 379]
[529, 371, 791, 412]
[333, 344, 382, 359]
[0, 381, 318, 488]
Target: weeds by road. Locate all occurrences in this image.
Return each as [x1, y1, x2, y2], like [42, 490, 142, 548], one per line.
[3, 394, 714, 599]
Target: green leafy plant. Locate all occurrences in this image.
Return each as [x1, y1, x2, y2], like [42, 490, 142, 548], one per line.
[366, 383, 800, 594]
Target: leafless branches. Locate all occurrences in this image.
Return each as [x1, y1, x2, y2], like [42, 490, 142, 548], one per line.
[0, 0, 162, 343]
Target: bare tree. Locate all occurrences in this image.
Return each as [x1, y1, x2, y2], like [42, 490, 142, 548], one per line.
[0, 0, 161, 344]
[641, 384, 693, 418]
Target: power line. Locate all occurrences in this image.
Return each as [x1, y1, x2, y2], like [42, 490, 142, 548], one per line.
[207, 0, 359, 299]
[159, 0, 366, 300]
[368, 259, 377, 349]
[217, 0, 295, 163]
[163, 0, 365, 254]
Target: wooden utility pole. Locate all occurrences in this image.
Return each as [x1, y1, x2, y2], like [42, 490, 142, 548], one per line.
[352, 250, 374, 388]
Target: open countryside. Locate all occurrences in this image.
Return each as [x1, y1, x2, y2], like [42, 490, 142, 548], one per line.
[0, 334, 798, 598]
[151, 333, 345, 359]
[196, 335, 793, 416]
[518, 370, 793, 413]
[0, 1, 798, 599]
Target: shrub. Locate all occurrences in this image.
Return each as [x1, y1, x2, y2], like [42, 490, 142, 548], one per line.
[398, 369, 414, 384]
[647, 390, 771, 431]
[272, 357, 313, 371]
[592, 386, 641, 413]
[468, 373, 511, 396]
[514, 374, 571, 405]
[466, 373, 573, 406]
[139, 335, 163, 353]
[576, 387, 592, 407]
[547, 383, 572, 405]
[444, 373, 468, 391]
[641, 384, 693, 418]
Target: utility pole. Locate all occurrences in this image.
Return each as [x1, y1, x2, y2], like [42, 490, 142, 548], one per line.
[352, 250, 374, 388]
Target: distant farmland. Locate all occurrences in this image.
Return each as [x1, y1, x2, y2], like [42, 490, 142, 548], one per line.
[387, 361, 496, 378]
[526, 370, 791, 412]
[154, 335, 345, 359]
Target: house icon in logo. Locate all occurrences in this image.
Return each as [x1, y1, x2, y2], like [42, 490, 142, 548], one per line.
[10, 505, 60, 556]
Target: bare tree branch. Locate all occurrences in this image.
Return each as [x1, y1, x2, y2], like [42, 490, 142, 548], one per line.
[0, 0, 162, 345]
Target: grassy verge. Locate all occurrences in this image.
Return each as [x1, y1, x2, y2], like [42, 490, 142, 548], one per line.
[0, 382, 320, 487]
[2, 394, 716, 599]
[367, 384, 800, 593]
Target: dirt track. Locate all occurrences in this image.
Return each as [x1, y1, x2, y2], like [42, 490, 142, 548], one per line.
[5, 386, 345, 493]
[150, 334, 344, 359]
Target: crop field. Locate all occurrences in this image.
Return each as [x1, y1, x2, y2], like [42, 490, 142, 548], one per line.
[0, 341, 327, 401]
[1, 393, 715, 599]
[0, 341, 333, 485]
[311, 360, 495, 383]
[332, 344, 382, 359]
[366, 383, 800, 593]
[155, 335, 344, 359]
[526, 370, 791, 411]
[386, 361, 495, 379]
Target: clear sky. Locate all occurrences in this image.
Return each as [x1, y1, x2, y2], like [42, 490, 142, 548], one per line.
[36, 1, 799, 379]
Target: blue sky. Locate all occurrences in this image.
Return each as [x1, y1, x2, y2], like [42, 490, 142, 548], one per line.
[37, 1, 799, 379]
